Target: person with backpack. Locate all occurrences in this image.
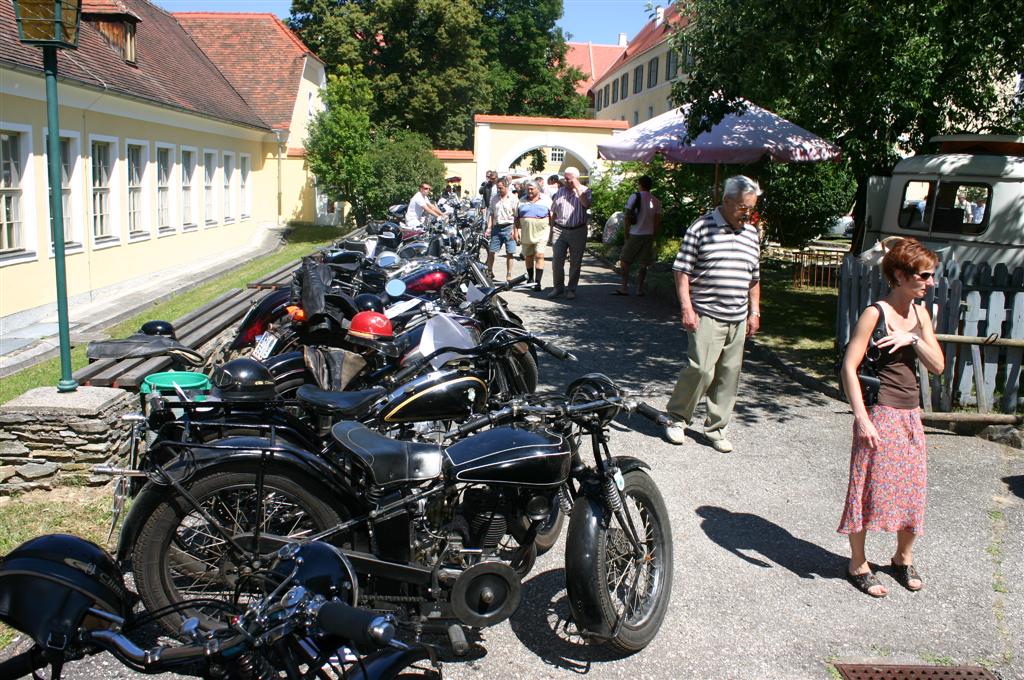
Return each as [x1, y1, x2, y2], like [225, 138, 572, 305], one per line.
[613, 175, 662, 296]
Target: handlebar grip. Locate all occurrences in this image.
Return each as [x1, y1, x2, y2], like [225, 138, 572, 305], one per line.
[636, 402, 670, 425]
[543, 341, 576, 361]
[505, 274, 528, 288]
[0, 648, 47, 678]
[317, 601, 394, 649]
[456, 413, 491, 437]
[391, 362, 421, 385]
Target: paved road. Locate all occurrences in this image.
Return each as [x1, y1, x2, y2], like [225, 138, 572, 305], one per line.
[56, 253, 1023, 679]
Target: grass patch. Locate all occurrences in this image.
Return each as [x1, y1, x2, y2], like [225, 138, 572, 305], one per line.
[919, 652, 956, 666]
[0, 224, 342, 405]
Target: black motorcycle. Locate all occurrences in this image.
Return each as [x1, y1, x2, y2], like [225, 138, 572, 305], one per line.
[0, 535, 440, 679]
[114, 373, 672, 655]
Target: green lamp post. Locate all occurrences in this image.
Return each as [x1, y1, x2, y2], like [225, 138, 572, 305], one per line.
[11, 0, 83, 392]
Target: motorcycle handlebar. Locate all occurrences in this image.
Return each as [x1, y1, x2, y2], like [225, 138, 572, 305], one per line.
[504, 274, 528, 289]
[317, 601, 395, 649]
[541, 341, 576, 361]
[0, 647, 47, 678]
[635, 402, 672, 426]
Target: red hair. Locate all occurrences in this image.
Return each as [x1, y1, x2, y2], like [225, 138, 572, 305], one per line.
[881, 237, 939, 286]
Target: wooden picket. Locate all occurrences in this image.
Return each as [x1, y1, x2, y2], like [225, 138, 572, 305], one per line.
[837, 258, 1024, 415]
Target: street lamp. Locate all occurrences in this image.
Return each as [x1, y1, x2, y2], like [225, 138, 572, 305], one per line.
[12, 0, 83, 392]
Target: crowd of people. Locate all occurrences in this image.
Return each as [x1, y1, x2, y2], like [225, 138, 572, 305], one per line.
[410, 171, 945, 599]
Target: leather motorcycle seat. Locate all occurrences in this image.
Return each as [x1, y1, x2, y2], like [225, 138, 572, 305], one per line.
[330, 421, 442, 486]
[295, 385, 386, 417]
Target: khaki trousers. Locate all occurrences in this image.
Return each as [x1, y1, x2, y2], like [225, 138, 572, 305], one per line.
[551, 225, 588, 293]
[665, 315, 747, 441]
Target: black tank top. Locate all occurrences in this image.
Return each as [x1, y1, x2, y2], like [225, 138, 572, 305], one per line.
[876, 304, 922, 409]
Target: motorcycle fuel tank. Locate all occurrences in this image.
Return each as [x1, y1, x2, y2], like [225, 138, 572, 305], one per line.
[403, 264, 454, 294]
[444, 426, 570, 487]
[381, 368, 487, 423]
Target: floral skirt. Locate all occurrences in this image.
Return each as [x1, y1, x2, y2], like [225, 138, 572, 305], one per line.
[837, 404, 927, 535]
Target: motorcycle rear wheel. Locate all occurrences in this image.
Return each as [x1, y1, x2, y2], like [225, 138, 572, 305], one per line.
[132, 468, 344, 635]
[569, 469, 672, 654]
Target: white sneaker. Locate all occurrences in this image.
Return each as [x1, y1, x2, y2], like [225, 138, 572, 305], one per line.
[709, 438, 734, 453]
[665, 421, 688, 445]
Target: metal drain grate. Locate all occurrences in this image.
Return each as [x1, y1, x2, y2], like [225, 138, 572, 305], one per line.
[835, 664, 997, 680]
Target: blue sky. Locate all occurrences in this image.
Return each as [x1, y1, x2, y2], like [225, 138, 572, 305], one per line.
[155, 0, 654, 46]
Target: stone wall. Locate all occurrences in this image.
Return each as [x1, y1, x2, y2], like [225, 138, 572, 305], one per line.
[0, 387, 136, 494]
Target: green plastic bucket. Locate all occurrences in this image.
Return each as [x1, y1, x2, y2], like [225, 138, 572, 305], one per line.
[141, 371, 211, 396]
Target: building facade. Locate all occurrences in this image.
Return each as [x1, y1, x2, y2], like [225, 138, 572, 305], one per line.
[589, 5, 691, 126]
[0, 1, 324, 319]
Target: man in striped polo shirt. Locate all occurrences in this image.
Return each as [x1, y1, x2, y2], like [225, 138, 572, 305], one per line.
[664, 176, 762, 452]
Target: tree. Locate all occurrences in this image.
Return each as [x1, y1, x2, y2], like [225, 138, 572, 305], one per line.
[758, 162, 856, 247]
[303, 66, 374, 222]
[289, 0, 587, 147]
[673, 0, 1024, 225]
[362, 129, 447, 219]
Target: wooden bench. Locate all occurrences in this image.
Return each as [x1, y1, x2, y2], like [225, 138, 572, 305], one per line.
[73, 260, 298, 390]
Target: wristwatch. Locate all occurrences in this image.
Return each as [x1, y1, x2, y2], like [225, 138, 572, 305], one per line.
[910, 333, 919, 347]
[750, 310, 761, 317]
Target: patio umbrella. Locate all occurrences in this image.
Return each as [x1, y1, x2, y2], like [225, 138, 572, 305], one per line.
[597, 101, 840, 200]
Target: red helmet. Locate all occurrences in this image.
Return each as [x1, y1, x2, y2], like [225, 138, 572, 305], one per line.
[348, 311, 394, 341]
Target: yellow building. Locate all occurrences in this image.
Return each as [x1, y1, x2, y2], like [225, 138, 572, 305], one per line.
[0, 1, 325, 319]
[589, 5, 691, 126]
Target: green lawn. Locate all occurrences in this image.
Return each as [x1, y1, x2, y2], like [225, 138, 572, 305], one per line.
[0, 223, 343, 405]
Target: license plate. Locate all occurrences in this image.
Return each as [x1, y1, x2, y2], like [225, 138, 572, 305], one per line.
[252, 331, 278, 361]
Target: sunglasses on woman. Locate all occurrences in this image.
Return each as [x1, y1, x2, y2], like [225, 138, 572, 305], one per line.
[914, 271, 934, 280]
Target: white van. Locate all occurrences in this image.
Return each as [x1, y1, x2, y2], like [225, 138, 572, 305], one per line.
[857, 134, 1024, 268]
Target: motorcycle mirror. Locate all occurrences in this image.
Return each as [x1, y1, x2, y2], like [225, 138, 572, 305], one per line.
[385, 279, 407, 297]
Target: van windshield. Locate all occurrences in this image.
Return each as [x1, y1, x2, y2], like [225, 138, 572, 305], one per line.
[897, 180, 991, 235]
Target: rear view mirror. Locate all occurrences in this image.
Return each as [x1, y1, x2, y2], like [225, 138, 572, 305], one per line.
[385, 279, 407, 298]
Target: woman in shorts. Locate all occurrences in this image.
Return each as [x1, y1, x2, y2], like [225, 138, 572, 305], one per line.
[516, 182, 552, 291]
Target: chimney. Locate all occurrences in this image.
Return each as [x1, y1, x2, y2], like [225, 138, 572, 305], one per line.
[655, 6, 665, 27]
[617, 32, 627, 47]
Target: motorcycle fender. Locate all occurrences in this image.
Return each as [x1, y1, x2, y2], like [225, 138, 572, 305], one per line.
[562, 456, 649, 639]
[115, 437, 358, 564]
[230, 288, 290, 349]
[342, 646, 433, 680]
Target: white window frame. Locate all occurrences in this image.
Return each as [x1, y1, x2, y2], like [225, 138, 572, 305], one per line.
[0, 122, 38, 266]
[125, 138, 151, 241]
[155, 142, 176, 237]
[202, 148, 218, 226]
[88, 133, 120, 249]
[550, 147, 566, 163]
[180, 145, 198, 231]
[43, 128, 84, 256]
[222, 150, 235, 223]
[239, 152, 252, 218]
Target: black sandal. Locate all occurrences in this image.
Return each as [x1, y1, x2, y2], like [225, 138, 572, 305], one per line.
[890, 561, 924, 591]
[846, 570, 888, 598]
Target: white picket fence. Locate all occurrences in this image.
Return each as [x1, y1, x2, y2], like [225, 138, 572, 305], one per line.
[837, 256, 1024, 414]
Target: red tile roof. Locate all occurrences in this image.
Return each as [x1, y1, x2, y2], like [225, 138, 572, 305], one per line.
[0, 0, 269, 130]
[475, 114, 628, 129]
[565, 42, 627, 95]
[433, 150, 475, 160]
[81, 0, 139, 19]
[175, 13, 321, 131]
[596, 5, 689, 89]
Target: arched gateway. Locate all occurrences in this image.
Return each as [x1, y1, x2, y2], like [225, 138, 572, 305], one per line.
[433, 115, 629, 192]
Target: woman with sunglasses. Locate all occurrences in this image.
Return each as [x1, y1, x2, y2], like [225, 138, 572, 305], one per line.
[838, 237, 945, 598]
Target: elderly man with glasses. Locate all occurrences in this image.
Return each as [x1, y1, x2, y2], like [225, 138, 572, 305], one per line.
[406, 182, 444, 229]
[663, 175, 763, 453]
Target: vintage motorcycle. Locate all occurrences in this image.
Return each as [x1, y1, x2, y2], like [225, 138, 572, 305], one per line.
[111, 373, 672, 655]
[0, 536, 440, 679]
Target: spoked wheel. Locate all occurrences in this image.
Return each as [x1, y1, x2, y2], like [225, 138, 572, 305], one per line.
[567, 469, 672, 654]
[132, 468, 344, 635]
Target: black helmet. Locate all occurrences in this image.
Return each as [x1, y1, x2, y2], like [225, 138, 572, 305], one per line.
[140, 319, 176, 339]
[271, 542, 358, 604]
[353, 293, 385, 315]
[0, 534, 133, 649]
[210, 358, 279, 402]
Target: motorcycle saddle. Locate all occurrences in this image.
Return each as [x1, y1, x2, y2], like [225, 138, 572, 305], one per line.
[330, 421, 442, 486]
[295, 385, 385, 418]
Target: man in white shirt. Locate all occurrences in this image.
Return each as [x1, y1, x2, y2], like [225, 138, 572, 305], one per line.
[485, 178, 520, 280]
[406, 181, 443, 229]
[614, 175, 662, 296]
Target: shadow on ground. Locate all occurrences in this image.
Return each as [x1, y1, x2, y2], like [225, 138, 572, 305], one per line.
[1002, 475, 1024, 500]
[695, 506, 847, 579]
[507, 568, 625, 673]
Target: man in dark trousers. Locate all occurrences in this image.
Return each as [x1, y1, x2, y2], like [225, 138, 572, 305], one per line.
[614, 175, 662, 296]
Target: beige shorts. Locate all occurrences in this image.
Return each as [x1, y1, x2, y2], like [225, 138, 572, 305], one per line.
[619, 234, 655, 266]
[519, 217, 550, 257]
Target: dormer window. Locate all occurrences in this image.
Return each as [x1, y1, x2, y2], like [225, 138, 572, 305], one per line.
[124, 22, 136, 63]
[82, 1, 140, 65]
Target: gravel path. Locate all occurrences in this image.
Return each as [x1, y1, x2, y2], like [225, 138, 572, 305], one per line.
[45, 254, 1024, 679]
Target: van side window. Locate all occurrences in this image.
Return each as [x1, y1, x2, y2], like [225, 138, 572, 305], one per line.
[898, 180, 933, 231]
[931, 182, 991, 235]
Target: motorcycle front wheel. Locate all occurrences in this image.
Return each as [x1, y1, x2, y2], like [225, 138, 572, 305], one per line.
[567, 469, 673, 654]
[132, 468, 345, 635]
